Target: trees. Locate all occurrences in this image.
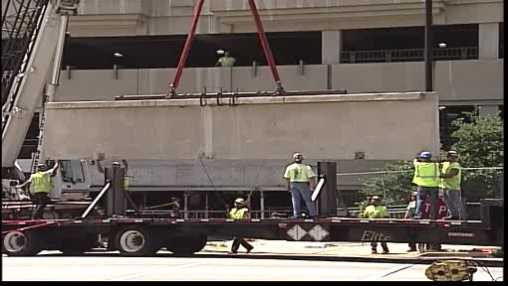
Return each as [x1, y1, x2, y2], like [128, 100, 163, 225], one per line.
[359, 112, 503, 204]
[449, 112, 504, 201]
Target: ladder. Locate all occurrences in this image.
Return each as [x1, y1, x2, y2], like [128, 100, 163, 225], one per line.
[30, 94, 48, 174]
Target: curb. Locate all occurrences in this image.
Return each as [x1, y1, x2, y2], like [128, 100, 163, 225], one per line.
[196, 251, 504, 267]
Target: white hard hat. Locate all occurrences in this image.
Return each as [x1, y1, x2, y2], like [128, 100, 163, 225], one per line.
[234, 198, 245, 205]
[293, 152, 303, 160]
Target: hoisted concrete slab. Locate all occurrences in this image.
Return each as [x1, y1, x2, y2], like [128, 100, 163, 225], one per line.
[42, 92, 440, 161]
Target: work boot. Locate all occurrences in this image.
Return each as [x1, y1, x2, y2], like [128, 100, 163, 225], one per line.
[382, 249, 389, 254]
[246, 247, 253, 253]
[371, 249, 377, 254]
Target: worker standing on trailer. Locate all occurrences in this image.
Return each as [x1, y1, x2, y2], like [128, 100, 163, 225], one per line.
[363, 196, 390, 254]
[228, 198, 254, 254]
[283, 152, 317, 218]
[440, 151, 464, 220]
[404, 191, 418, 252]
[215, 50, 236, 67]
[412, 151, 440, 219]
[17, 162, 59, 219]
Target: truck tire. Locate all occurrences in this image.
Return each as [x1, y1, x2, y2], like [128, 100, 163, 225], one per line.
[3, 231, 41, 256]
[115, 226, 160, 256]
[166, 233, 207, 255]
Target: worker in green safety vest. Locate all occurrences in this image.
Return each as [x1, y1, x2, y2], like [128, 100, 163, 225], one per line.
[18, 162, 59, 219]
[228, 197, 254, 254]
[215, 51, 236, 67]
[412, 151, 440, 219]
[440, 150, 464, 220]
[363, 196, 390, 254]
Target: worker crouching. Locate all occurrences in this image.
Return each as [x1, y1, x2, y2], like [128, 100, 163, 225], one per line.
[228, 198, 254, 254]
[363, 196, 390, 254]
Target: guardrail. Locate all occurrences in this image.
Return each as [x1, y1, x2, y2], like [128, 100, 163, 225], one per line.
[340, 47, 478, 63]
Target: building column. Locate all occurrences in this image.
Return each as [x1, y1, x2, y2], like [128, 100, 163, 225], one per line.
[479, 23, 499, 59]
[322, 30, 341, 64]
[478, 105, 499, 117]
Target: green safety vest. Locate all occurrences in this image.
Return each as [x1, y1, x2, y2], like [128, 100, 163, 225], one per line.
[440, 161, 461, 190]
[363, 205, 388, 219]
[31, 171, 53, 193]
[283, 163, 315, 182]
[229, 207, 248, 220]
[412, 159, 440, 187]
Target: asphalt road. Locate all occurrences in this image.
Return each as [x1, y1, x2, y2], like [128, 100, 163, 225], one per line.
[2, 251, 503, 281]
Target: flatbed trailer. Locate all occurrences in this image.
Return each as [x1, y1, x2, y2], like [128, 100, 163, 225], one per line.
[2, 214, 503, 257]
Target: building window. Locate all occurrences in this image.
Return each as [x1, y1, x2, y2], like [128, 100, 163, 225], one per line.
[62, 32, 322, 69]
[340, 24, 478, 63]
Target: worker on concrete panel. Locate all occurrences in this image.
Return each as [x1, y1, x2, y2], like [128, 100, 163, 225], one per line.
[404, 191, 418, 252]
[412, 151, 440, 219]
[363, 196, 389, 254]
[17, 162, 59, 219]
[228, 198, 254, 254]
[440, 151, 464, 220]
[358, 195, 373, 218]
[283, 152, 317, 218]
[215, 51, 236, 67]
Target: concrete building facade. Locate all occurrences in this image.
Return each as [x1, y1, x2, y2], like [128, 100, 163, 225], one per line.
[15, 0, 504, 201]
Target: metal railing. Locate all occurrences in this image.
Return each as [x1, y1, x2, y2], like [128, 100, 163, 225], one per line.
[340, 47, 478, 63]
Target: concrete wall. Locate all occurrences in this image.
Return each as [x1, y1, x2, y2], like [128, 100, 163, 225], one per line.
[67, 0, 504, 36]
[43, 92, 440, 162]
[55, 60, 503, 105]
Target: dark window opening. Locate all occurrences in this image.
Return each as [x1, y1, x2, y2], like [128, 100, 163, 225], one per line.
[499, 22, 503, 58]
[62, 32, 321, 69]
[341, 24, 478, 63]
[439, 105, 477, 149]
[19, 113, 39, 159]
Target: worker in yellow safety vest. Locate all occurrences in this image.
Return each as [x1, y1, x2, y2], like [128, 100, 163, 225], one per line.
[283, 152, 317, 218]
[228, 198, 254, 254]
[440, 150, 464, 220]
[17, 162, 59, 219]
[412, 151, 440, 219]
[215, 51, 236, 67]
[363, 196, 390, 254]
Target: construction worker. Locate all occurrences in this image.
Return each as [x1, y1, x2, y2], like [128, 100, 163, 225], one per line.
[358, 195, 373, 218]
[17, 161, 59, 219]
[440, 151, 464, 220]
[228, 197, 254, 254]
[215, 50, 236, 67]
[283, 152, 317, 218]
[363, 196, 389, 254]
[412, 151, 440, 219]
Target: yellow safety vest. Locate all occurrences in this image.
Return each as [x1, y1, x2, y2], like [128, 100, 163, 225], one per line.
[440, 162, 461, 190]
[229, 207, 248, 220]
[31, 171, 53, 193]
[363, 205, 388, 218]
[412, 160, 440, 187]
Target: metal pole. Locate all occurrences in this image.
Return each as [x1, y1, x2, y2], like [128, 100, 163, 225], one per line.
[184, 192, 189, 219]
[168, 0, 205, 97]
[260, 191, 265, 219]
[247, 0, 285, 94]
[424, 0, 433, 91]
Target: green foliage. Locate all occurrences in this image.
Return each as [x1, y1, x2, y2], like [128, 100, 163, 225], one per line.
[449, 112, 504, 200]
[358, 161, 415, 205]
[358, 112, 503, 204]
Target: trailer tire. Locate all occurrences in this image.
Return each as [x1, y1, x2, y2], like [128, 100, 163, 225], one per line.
[166, 233, 207, 255]
[3, 231, 41, 256]
[115, 226, 159, 256]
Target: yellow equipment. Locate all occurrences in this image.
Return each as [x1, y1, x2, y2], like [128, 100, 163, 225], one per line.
[425, 260, 477, 281]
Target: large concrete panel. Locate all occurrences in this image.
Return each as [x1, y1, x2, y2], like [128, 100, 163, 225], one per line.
[43, 92, 440, 161]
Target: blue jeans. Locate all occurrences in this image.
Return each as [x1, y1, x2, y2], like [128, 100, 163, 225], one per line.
[290, 182, 317, 217]
[443, 189, 464, 219]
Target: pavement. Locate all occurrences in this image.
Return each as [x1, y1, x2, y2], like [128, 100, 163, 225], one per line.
[200, 240, 503, 266]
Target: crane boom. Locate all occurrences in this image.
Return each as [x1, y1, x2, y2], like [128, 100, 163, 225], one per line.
[1, 0, 79, 173]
